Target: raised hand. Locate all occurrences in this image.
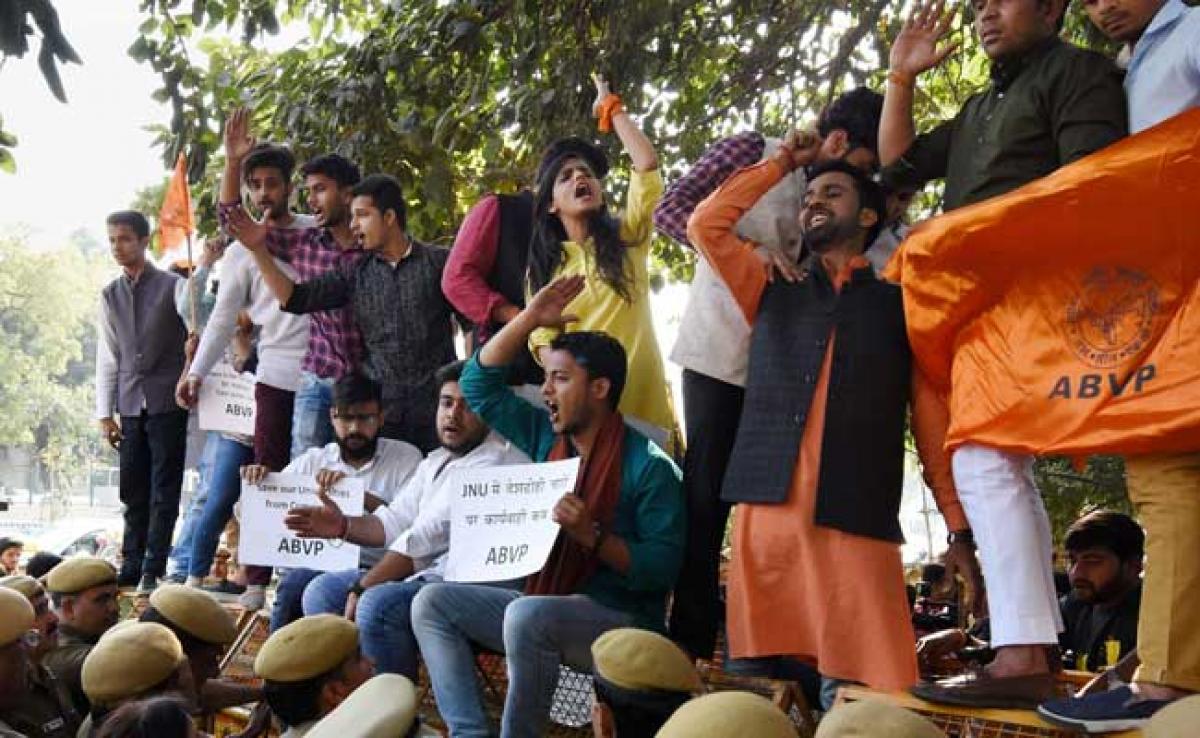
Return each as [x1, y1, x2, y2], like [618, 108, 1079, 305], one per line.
[524, 275, 585, 330]
[223, 107, 257, 163]
[889, 0, 959, 78]
[591, 73, 613, 118]
[775, 128, 823, 171]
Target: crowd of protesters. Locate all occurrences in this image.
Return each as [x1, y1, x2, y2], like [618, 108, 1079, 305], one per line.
[2, 0, 1198, 734]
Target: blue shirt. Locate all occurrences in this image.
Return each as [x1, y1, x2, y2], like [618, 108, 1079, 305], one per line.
[459, 353, 685, 632]
[1125, 0, 1200, 132]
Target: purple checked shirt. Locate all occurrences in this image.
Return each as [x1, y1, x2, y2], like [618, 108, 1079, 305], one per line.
[653, 131, 766, 248]
[218, 202, 364, 380]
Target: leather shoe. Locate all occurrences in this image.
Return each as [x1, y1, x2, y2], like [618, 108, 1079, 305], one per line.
[911, 669, 1063, 710]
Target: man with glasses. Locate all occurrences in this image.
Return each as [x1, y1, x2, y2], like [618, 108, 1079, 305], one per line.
[241, 373, 423, 631]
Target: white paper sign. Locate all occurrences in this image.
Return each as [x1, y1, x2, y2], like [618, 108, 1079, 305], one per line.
[445, 458, 581, 583]
[240, 473, 365, 571]
[197, 359, 256, 435]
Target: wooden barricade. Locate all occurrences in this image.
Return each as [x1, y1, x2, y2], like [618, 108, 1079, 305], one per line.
[834, 683, 1143, 738]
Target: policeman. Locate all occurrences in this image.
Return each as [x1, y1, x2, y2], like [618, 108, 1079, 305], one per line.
[42, 559, 118, 717]
[138, 584, 260, 713]
[590, 628, 702, 738]
[254, 615, 374, 737]
[0, 587, 37, 737]
[815, 700, 946, 738]
[78, 622, 191, 737]
[656, 691, 796, 738]
[305, 674, 422, 738]
[0, 577, 80, 738]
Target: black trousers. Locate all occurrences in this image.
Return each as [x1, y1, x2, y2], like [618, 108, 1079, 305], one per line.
[118, 409, 189, 580]
[669, 369, 745, 659]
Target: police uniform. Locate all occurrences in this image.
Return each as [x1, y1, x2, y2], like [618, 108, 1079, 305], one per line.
[77, 622, 185, 737]
[657, 691, 797, 738]
[815, 700, 946, 738]
[0, 589, 36, 738]
[0, 576, 82, 738]
[255, 615, 361, 738]
[1, 665, 80, 738]
[305, 674, 419, 738]
[41, 559, 117, 719]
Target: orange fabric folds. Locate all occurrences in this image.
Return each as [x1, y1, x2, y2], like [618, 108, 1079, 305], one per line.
[887, 109, 1200, 457]
[158, 152, 195, 255]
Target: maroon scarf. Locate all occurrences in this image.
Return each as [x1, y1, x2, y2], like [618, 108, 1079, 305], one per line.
[525, 412, 625, 596]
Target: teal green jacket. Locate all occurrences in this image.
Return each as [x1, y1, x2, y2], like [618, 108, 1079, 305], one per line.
[460, 353, 685, 631]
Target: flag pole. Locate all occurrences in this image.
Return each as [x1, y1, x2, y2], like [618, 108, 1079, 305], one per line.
[186, 230, 198, 334]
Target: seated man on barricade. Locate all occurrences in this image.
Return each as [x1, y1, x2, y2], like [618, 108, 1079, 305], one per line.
[282, 360, 527, 681]
[918, 510, 1142, 679]
[240, 373, 423, 632]
[410, 275, 685, 738]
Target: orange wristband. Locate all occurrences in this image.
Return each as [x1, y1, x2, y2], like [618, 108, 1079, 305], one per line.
[888, 70, 915, 89]
[597, 94, 624, 133]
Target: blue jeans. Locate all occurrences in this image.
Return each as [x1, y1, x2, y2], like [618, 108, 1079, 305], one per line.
[270, 568, 323, 632]
[303, 569, 431, 681]
[170, 432, 220, 575]
[291, 371, 336, 460]
[411, 584, 632, 738]
[187, 436, 254, 579]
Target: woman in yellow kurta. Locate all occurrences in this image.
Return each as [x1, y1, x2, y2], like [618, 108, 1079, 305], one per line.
[527, 76, 676, 451]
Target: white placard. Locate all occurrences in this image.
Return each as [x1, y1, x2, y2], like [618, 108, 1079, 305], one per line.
[240, 473, 365, 570]
[445, 458, 581, 583]
[197, 359, 256, 435]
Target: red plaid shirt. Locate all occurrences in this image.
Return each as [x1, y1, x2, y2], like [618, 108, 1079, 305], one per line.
[653, 131, 765, 249]
[218, 202, 364, 379]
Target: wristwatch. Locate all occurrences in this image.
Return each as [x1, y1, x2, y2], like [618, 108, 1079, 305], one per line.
[947, 529, 975, 546]
[348, 580, 368, 597]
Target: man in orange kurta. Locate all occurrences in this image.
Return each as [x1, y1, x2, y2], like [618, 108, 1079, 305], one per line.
[687, 139, 980, 697]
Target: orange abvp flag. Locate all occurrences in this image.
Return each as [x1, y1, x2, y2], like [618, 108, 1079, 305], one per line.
[157, 152, 195, 255]
[888, 109, 1200, 457]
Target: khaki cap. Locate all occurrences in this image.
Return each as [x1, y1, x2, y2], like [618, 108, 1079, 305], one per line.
[306, 674, 418, 738]
[1147, 695, 1200, 738]
[81, 622, 185, 706]
[255, 614, 358, 682]
[656, 691, 796, 738]
[0, 587, 35, 647]
[45, 557, 116, 594]
[592, 628, 702, 694]
[148, 584, 237, 645]
[816, 700, 945, 738]
[0, 574, 43, 600]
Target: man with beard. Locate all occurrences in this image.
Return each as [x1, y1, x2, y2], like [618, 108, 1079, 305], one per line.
[918, 511, 1143, 678]
[242, 372, 423, 632]
[232, 173, 458, 452]
[687, 148, 976, 697]
[179, 140, 316, 610]
[280, 360, 528, 681]
[0, 576, 80, 738]
[208, 110, 366, 463]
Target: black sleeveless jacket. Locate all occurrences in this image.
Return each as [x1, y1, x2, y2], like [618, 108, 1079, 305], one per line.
[721, 257, 912, 543]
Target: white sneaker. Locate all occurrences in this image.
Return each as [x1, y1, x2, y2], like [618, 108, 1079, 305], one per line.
[239, 584, 266, 611]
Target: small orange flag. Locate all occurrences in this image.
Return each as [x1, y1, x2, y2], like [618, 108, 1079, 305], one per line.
[887, 109, 1200, 457]
[157, 152, 195, 255]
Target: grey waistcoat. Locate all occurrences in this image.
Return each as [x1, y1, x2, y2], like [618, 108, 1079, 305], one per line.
[101, 263, 187, 416]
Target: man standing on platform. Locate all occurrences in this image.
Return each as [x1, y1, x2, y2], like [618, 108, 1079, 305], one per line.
[96, 210, 189, 592]
[879, 0, 1127, 706]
